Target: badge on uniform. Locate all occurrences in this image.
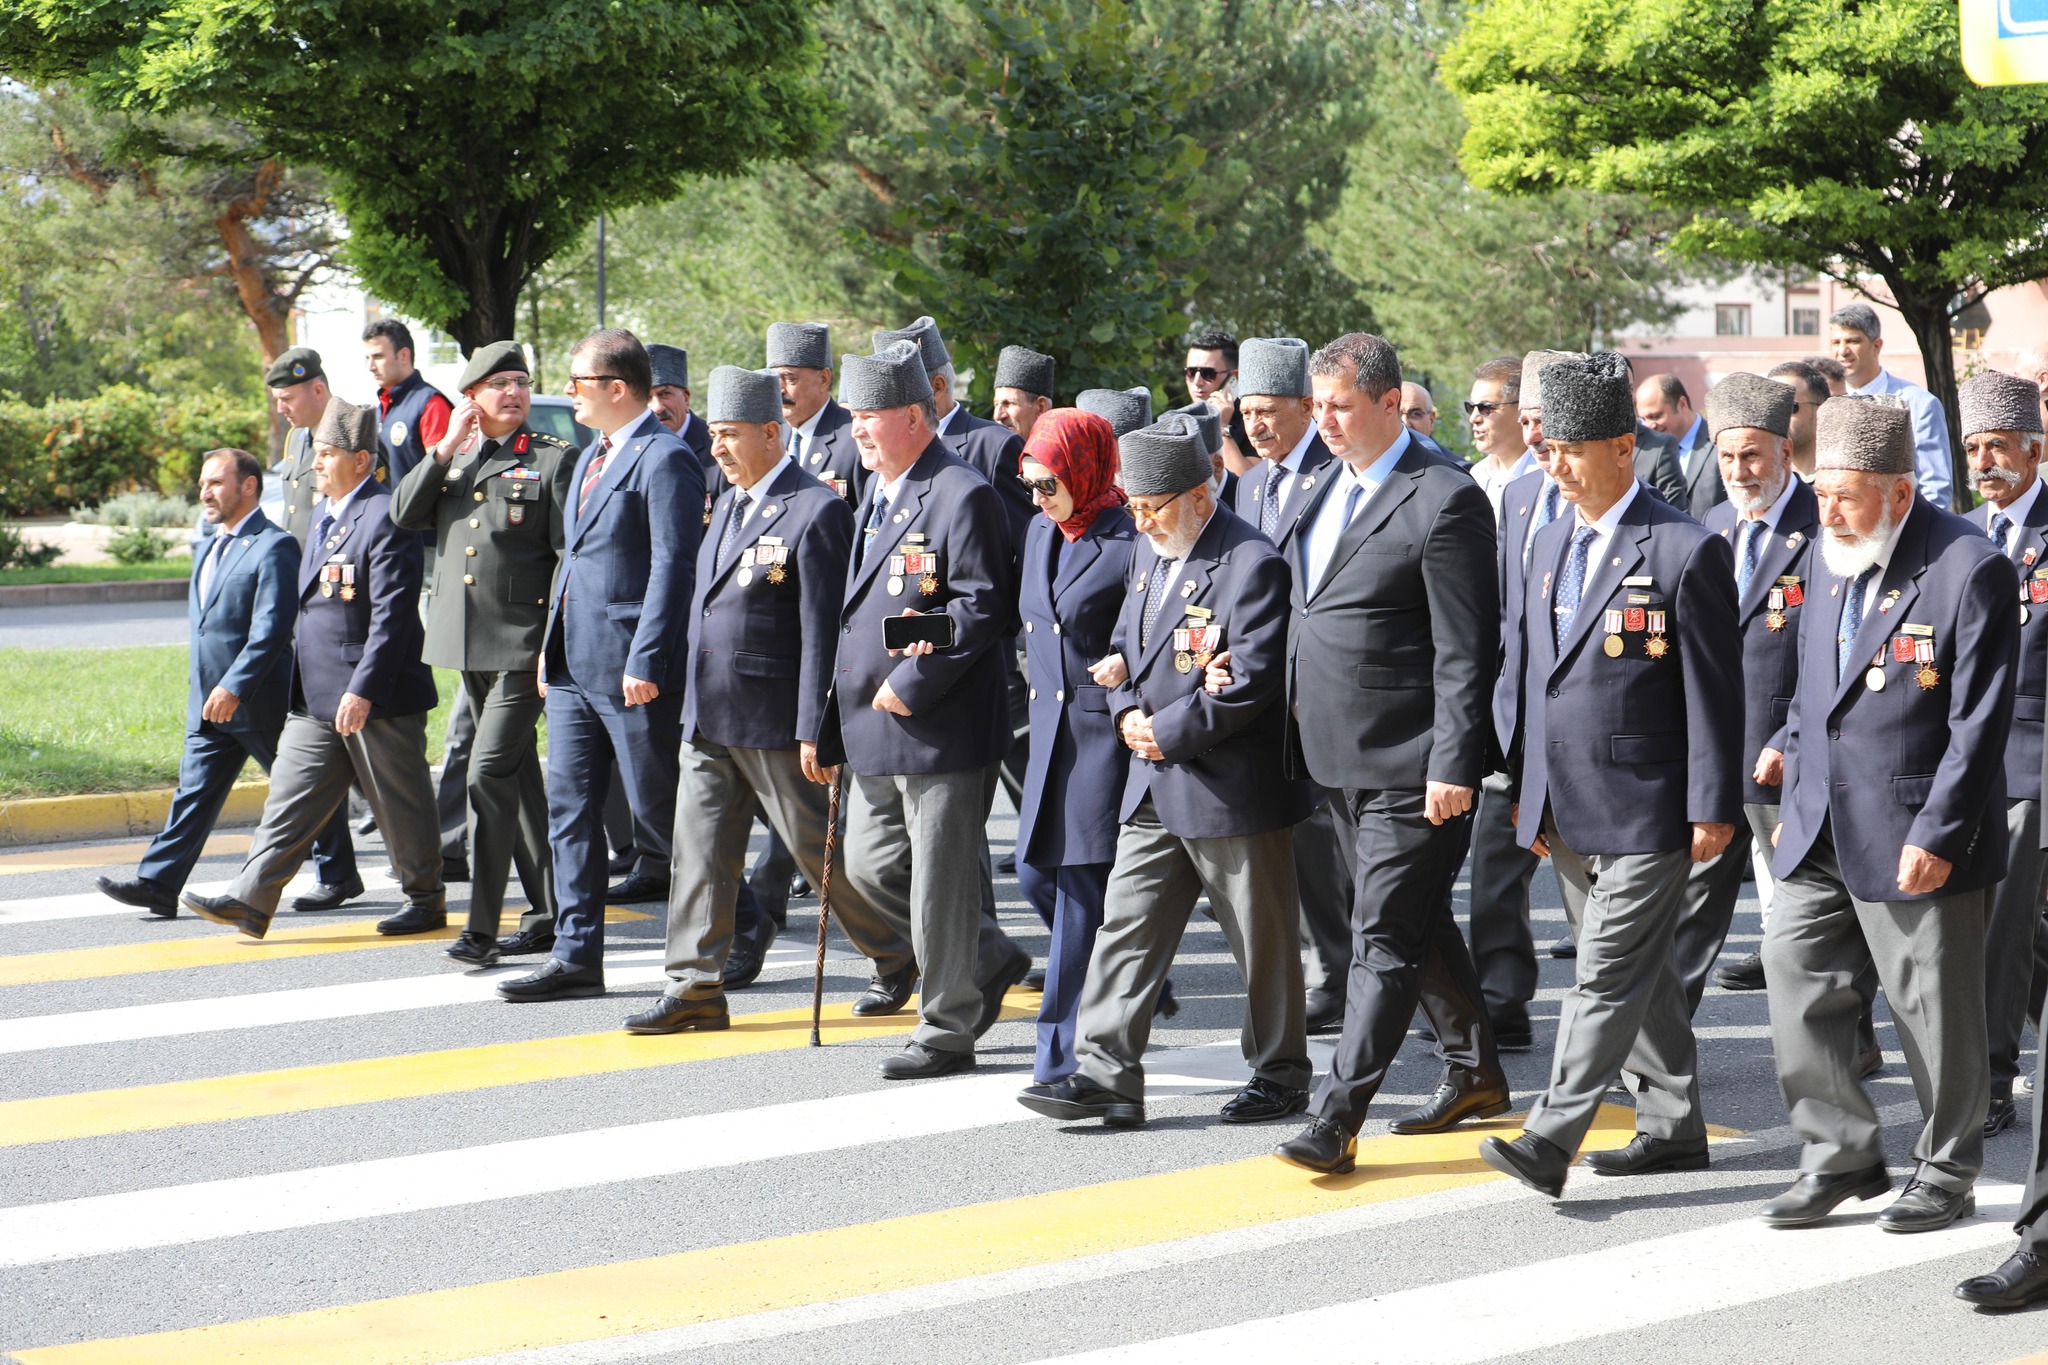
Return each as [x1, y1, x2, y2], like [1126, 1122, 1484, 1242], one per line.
[1778, 575, 1805, 607]
[1172, 610, 1219, 674]
[740, 537, 789, 587]
[1879, 589, 1901, 614]
[1766, 587, 1788, 632]
[827, 477, 848, 499]
[1644, 610, 1669, 659]
[1602, 609, 1624, 657]
[1913, 636, 1938, 690]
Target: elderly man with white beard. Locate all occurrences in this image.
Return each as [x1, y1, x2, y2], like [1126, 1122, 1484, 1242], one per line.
[1759, 396, 2019, 1235]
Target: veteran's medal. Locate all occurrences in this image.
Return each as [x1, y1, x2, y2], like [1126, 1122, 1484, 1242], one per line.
[736, 548, 754, 588]
[1172, 624, 1195, 674]
[1766, 587, 1786, 632]
[339, 564, 356, 603]
[887, 550, 906, 597]
[763, 540, 789, 584]
[1914, 637, 1939, 690]
[1602, 609, 1624, 657]
[1644, 610, 1669, 658]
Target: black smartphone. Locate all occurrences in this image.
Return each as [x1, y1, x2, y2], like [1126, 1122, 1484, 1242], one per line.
[883, 613, 956, 651]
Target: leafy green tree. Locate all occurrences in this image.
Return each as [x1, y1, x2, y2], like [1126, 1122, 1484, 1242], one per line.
[1441, 0, 2048, 495]
[0, 1, 834, 352]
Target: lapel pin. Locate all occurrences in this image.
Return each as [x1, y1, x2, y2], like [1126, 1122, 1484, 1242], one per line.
[1302, 475, 1316, 490]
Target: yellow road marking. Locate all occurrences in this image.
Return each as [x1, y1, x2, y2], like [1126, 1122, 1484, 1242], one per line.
[0, 907, 651, 987]
[0, 833, 250, 877]
[0, 996, 1035, 1147]
[7, 1106, 1688, 1365]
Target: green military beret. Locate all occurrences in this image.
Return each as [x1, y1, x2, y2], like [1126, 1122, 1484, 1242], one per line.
[264, 346, 323, 388]
[455, 341, 529, 394]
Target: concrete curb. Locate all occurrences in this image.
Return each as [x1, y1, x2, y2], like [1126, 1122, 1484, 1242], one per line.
[0, 781, 268, 847]
[0, 579, 187, 608]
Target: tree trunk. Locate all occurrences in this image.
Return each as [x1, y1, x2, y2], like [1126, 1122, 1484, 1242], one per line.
[1892, 287, 1967, 512]
[211, 160, 296, 460]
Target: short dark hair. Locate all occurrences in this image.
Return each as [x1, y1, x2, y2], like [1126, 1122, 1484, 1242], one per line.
[571, 327, 654, 400]
[362, 318, 416, 357]
[1187, 330, 1239, 367]
[1805, 355, 1847, 385]
[203, 447, 264, 487]
[1646, 372, 1691, 408]
[1829, 302, 1881, 341]
[1473, 356, 1522, 403]
[1309, 332, 1403, 402]
[1767, 359, 1830, 408]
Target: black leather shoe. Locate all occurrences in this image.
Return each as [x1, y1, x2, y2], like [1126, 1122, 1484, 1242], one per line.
[1221, 1076, 1310, 1124]
[1855, 1046, 1886, 1079]
[181, 891, 269, 939]
[441, 857, 471, 884]
[879, 1041, 974, 1079]
[1305, 988, 1345, 1035]
[607, 850, 636, 878]
[1712, 952, 1766, 991]
[1479, 1132, 1571, 1198]
[1489, 1009, 1534, 1052]
[1024, 968, 1047, 992]
[852, 963, 918, 1016]
[1876, 1177, 1975, 1234]
[1759, 1165, 1892, 1227]
[354, 813, 378, 837]
[720, 934, 771, 989]
[606, 871, 669, 903]
[1548, 934, 1577, 960]
[496, 925, 556, 956]
[1155, 977, 1180, 1018]
[497, 958, 605, 1001]
[1016, 1074, 1144, 1127]
[623, 993, 730, 1035]
[1582, 1132, 1710, 1176]
[376, 904, 447, 935]
[98, 875, 178, 917]
[975, 950, 1033, 1037]
[444, 931, 499, 968]
[1955, 1251, 2048, 1310]
[1389, 1073, 1513, 1135]
[787, 873, 812, 900]
[1276, 1117, 1356, 1174]
[1985, 1097, 2018, 1138]
[291, 877, 365, 912]
[995, 853, 1017, 875]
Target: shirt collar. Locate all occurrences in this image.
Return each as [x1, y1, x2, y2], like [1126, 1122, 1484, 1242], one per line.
[321, 478, 368, 524]
[1573, 477, 1641, 537]
[736, 452, 792, 499]
[1278, 424, 1316, 472]
[1997, 478, 2043, 529]
[1344, 425, 1412, 490]
[795, 403, 828, 441]
[935, 402, 961, 435]
[1742, 473, 1798, 533]
[1474, 447, 1538, 493]
[603, 408, 655, 446]
[1680, 413, 1707, 452]
[216, 508, 258, 540]
[1846, 369, 1893, 397]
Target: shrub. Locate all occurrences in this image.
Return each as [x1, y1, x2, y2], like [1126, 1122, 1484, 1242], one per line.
[0, 386, 267, 516]
[0, 522, 62, 569]
[71, 490, 197, 527]
[104, 524, 174, 564]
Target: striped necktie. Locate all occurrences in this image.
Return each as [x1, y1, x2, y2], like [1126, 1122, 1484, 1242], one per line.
[578, 435, 613, 516]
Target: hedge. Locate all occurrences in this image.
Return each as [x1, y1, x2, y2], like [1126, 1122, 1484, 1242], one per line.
[0, 386, 267, 516]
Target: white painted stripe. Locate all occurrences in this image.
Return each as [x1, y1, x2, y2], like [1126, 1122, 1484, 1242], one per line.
[0, 942, 858, 1055]
[0, 869, 407, 926]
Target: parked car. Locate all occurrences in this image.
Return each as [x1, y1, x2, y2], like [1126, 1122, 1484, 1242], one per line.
[527, 394, 595, 450]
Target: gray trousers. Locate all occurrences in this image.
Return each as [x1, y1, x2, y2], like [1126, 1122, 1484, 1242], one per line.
[1074, 800, 1310, 1102]
[842, 764, 1018, 1054]
[1987, 798, 2046, 1096]
[2020, 1009, 2048, 1253]
[664, 739, 902, 998]
[1467, 771, 1539, 1021]
[1763, 819, 1988, 1192]
[1525, 817, 1704, 1154]
[1295, 791, 1356, 998]
[1672, 820, 1751, 1017]
[458, 670, 554, 940]
[230, 710, 444, 921]
[1748, 801, 1881, 1057]
[436, 695, 473, 862]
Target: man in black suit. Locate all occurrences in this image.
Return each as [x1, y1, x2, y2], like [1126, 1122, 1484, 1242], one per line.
[1271, 334, 1507, 1174]
[647, 343, 712, 471]
[1481, 351, 1743, 1200]
[1638, 373, 1725, 520]
[183, 402, 446, 938]
[771, 321, 867, 506]
[991, 345, 1054, 443]
[874, 316, 1034, 548]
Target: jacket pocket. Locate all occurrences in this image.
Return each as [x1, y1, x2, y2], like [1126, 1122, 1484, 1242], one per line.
[2017, 694, 2046, 723]
[339, 642, 365, 663]
[1610, 732, 1682, 765]
[1354, 663, 1431, 689]
[1892, 773, 1936, 806]
[732, 651, 800, 679]
[1074, 684, 1111, 713]
[507, 572, 549, 608]
[605, 600, 643, 622]
[1769, 696, 1792, 727]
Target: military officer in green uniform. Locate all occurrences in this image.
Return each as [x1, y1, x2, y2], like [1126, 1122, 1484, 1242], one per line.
[266, 346, 332, 549]
[392, 341, 577, 967]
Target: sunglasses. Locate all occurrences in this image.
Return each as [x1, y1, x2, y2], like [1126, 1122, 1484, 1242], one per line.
[565, 374, 621, 392]
[1462, 400, 1511, 417]
[1017, 473, 1062, 496]
[1184, 366, 1231, 383]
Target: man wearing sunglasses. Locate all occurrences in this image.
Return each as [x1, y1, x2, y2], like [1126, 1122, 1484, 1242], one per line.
[1185, 330, 1255, 479]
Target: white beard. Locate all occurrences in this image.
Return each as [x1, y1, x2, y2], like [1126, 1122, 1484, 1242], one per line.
[1820, 505, 1897, 580]
[1723, 468, 1787, 516]
[1146, 516, 1205, 563]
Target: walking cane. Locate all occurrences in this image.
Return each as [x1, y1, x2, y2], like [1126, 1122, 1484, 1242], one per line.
[810, 771, 840, 1047]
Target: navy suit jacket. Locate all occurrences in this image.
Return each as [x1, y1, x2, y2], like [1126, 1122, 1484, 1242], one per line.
[1286, 443, 1499, 792]
[1775, 498, 2019, 901]
[1507, 482, 1744, 855]
[682, 462, 851, 752]
[543, 412, 705, 697]
[819, 438, 1016, 776]
[1676, 421, 1727, 520]
[187, 509, 298, 737]
[940, 405, 1033, 551]
[793, 399, 870, 507]
[1703, 480, 1822, 806]
[1634, 424, 1690, 507]
[1016, 508, 1138, 868]
[1492, 468, 1560, 764]
[1110, 505, 1315, 839]
[292, 484, 439, 721]
[1969, 494, 2048, 802]
[1232, 432, 1335, 545]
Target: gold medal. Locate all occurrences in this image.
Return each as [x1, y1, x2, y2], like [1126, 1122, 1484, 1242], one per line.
[766, 563, 786, 584]
[321, 582, 334, 597]
[1602, 634, 1624, 657]
[919, 572, 939, 595]
[1915, 663, 1939, 690]
[1766, 611, 1786, 632]
[1174, 650, 1194, 673]
[736, 566, 754, 587]
[887, 575, 904, 596]
[1644, 635, 1669, 659]
[1865, 666, 1887, 692]
[339, 585, 355, 602]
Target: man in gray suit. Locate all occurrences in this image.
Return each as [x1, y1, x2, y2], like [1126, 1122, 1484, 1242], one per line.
[1638, 373, 1726, 520]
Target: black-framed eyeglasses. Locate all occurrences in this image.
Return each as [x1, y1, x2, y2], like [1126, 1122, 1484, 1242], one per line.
[565, 374, 621, 392]
[1017, 473, 1062, 496]
[1184, 366, 1232, 383]
[1462, 400, 1510, 416]
[1128, 486, 1194, 521]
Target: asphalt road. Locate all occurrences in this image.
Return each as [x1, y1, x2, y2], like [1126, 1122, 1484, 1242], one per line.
[0, 811, 2043, 1364]
[0, 599, 188, 650]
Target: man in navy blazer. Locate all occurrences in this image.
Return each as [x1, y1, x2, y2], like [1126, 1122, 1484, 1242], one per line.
[1481, 351, 1742, 1200]
[98, 449, 359, 916]
[875, 316, 1034, 549]
[1017, 412, 1314, 1129]
[1760, 396, 2017, 1234]
[183, 403, 445, 939]
[771, 321, 867, 506]
[499, 329, 706, 1002]
[818, 342, 1030, 1079]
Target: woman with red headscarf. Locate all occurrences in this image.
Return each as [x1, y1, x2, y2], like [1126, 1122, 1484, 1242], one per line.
[1009, 408, 1166, 1088]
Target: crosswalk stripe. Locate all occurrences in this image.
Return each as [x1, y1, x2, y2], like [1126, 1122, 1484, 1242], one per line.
[0, 868, 409, 926]
[0, 907, 649, 987]
[0, 833, 250, 877]
[0, 1104, 1646, 1365]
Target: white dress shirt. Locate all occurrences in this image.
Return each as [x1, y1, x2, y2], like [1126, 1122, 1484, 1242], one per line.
[1301, 427, 1412, 590]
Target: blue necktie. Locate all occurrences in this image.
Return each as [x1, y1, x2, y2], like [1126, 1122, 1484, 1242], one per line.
[1552, 525, 1598, 648]
[716, 491, 751, 574]
[1735, 519, 1764, 600]
[1259, 462, 1287, 539]
[1837, 566, 1878, 681]
[1990, 510, 2014, 557]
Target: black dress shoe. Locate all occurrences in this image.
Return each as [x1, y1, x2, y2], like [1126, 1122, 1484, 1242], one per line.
[787, 873, 812, 900]
[1712, 952, 1766, 991]
[291, 877, 365, 912]
[1016, 1074, 1144, 1126]
[1276, 1117, 1356, 1174]
[1155, 977, 1180, 1019]
[1876, 1177, 1975, 1234]
[607, 850, 636, 878]
[1220, 1076, 1310, 1124]
[1479, 1132, 1571, 1198]
[720, 935, 771, 989]
[1389, 1073, 1512, 1135]
[1548, 934, 1577, 960]
[98, 875, 178, 917]
[1582, 1132, 1710, 1176]
[605, 871, 669, 903]
[1024, 968, 1047, 992]
[354, 813, 378, 836]
[497, 958, 605, 1001]
[496, 925, 556, 956]
[623, 993, 730, 1035]
[1759, 1165, 1892, 1227]
[879, 1041, 974, 1079]
[1956, 1250, 2048, 1310]
[975, 950, 1033, 1037]
[441, 857, 471, 883]
[852, 963, 918, 1016]
[444, 931, 499, 968]
[376, 904, 447, 936]
[1855, 1046, 1886, 1079]
[1985, 1097, 2019, 1138]
[995, 852, 1017, 875]
[1305, 989, 1345, 1035]
[181, 891, 269, 939]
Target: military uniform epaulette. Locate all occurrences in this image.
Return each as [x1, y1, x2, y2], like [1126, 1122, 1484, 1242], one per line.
[528, 431, 572, 451]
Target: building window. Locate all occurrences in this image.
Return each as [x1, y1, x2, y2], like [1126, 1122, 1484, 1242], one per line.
[1791, 306, 1819, 336]
[1715, 304, 1752, 336]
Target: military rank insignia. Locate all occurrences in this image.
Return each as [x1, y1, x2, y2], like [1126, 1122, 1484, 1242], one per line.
[1172, 606, 1218, 674]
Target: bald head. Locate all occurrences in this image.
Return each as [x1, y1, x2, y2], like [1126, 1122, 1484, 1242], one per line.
[1399, 382, 1436, 437]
